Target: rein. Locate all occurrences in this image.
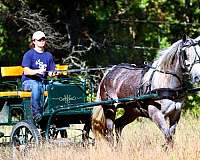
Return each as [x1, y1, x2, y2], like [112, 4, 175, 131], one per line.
[145, 64, 183, 84]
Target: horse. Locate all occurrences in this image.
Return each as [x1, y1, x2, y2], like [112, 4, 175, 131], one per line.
[91, 35, 200, 147]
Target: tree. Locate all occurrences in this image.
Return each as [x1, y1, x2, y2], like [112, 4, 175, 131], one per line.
[1, 0, 200, 66]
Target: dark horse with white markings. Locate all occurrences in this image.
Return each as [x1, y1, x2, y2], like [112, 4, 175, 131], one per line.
[92, 35, 200, 146]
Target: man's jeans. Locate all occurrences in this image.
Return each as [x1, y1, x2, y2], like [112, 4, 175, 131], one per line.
[22, 80, 45, 117]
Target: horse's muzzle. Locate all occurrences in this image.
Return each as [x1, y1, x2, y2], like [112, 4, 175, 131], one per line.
[193, 76, 200, 83]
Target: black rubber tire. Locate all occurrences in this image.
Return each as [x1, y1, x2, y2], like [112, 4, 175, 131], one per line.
[10, 120, 41, 150]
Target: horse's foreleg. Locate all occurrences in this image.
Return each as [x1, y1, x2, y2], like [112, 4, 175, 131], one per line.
[148, 105, 172, 144]
[162, 108, 181, 149]
[163, 101, 182, 147]
[168, 108, 181, 139]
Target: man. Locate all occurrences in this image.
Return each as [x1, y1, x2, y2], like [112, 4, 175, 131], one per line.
[21, 31, 55, 123]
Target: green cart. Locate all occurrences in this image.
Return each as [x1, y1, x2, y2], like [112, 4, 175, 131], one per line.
[0, 65, 94, 149]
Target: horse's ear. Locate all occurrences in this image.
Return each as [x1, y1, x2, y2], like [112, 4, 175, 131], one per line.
[182, 34, 187, 42]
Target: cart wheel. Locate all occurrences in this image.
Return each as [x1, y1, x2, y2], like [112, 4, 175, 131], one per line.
[10, 120, 41, 151]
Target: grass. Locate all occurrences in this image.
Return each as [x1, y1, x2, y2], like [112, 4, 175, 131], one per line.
[0, 114, 199, 160]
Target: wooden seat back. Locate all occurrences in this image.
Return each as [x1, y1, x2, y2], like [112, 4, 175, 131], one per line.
[1, 66, 23, 77]
[1, 64, 68, 77]
[0, 64, 68, 98]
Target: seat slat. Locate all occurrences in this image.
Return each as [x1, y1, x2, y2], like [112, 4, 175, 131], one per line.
[0, 91, 18, 97]
[1, 66, 23, 77]
[1, 64, 68, 77]
[19, 91, 48, 98]
[55, 64, 68, 71]
[18, 91, 31, 98]
[0, 91, 48, 98]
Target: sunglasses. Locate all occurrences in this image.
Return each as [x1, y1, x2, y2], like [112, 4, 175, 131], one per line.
[36, 37, 46, 42]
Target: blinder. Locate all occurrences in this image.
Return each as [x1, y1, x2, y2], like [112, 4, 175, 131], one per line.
[179, 48, 188, 72]
[179, 39, 200, 72]
[182, 50, 187, 60]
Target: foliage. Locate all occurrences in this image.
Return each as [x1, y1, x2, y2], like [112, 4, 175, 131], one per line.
[1, 0, 200, 115]
[184, 94, 200, 118]
[0, 1, 27, 65]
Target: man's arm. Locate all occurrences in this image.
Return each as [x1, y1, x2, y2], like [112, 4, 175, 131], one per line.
[23, 67, 46, 75]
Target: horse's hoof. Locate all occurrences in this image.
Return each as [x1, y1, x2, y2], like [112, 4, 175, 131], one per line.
[162, 142, 174, 152]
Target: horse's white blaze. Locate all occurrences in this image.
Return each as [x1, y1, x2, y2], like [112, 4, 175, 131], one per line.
[190, 64, 200, 82]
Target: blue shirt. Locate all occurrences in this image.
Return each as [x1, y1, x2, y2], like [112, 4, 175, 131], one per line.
[21, 48, 55, 82]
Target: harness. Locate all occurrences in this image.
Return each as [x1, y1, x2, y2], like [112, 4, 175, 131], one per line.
[139, 40, 200, 98]
[142, 65, 183, 93]
[103, 39, 200, 112]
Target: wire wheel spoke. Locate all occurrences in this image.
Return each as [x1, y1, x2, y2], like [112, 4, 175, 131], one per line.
[11, 120, 41, 152]
[16, 127, 33, 145]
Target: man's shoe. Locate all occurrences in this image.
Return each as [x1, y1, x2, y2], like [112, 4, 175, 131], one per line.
[0, 131, 4, 138]
[33, 113, 42, 123]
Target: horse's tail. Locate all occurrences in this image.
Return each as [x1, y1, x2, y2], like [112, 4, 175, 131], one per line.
[92, 105, 106, 139]
[92, 80, 106, 139]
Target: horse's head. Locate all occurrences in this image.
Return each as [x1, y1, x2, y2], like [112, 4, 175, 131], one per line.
[180, 35, 200, 83]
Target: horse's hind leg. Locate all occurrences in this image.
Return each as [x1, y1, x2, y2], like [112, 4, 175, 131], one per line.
[104, 105, 116, 143]
[115, 107, 140, 143]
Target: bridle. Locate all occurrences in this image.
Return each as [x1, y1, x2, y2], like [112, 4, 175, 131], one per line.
[180, 40, 200, 72]
[142, 39, 200, 94]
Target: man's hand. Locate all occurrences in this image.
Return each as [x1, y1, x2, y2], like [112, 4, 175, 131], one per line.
[48, 70, 67, 77]
[48, 70, 59, 77]
[37, 68, 46, 75]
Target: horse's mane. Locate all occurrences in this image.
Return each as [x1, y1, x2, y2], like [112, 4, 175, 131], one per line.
[142, 40, 183, 86]
[155, 40, 182, 71]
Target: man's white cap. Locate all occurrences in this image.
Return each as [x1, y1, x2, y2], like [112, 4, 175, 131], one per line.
[32, 31, 46, 40]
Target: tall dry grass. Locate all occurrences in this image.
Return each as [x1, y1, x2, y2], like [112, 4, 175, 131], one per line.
[0, 114, 199, 160]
